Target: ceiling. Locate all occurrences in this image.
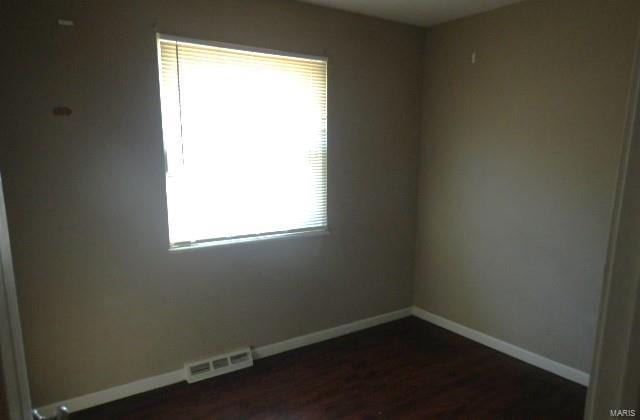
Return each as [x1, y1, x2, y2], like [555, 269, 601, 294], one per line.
[298, 0, 525, 27]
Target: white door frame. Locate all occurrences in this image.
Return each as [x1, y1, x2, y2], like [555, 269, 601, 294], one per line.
[0, 173, 33, 420]
[585, 24, 640, 419]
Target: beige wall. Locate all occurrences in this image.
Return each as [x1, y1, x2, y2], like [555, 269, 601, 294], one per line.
[1, 0, 423, 405]
[415, 0, 640, 373]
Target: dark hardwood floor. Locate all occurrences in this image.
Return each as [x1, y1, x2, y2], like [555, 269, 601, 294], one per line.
[73, 317, 586, 419]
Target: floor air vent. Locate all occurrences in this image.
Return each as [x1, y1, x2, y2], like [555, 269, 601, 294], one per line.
[185, 347, 253, 383]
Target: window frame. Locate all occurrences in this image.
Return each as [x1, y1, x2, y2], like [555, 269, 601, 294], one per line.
[155, 33, 330, 251]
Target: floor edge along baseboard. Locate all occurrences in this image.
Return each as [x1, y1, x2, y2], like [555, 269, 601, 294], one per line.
[410, 306, 590, 386]
[36, 305, 588, 416]
[35, 307, 412, 416]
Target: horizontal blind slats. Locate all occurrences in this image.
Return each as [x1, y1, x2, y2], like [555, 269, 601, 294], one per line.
[158, 36, 328, 245]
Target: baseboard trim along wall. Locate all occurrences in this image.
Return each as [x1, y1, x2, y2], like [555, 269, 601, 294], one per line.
[36, 305, 589, 415]
[410, 306, 590, 386]
[35, 307, 412, 416]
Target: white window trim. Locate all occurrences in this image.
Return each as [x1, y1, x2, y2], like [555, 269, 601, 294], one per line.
[169, 227, 330, 252]
[157, 33, 328, 63]
[156, 34, 329, 251]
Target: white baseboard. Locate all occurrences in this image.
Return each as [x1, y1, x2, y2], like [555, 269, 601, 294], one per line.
[37, 305, 589, 416]
[410, 306, 590, 386]
[35, 369, 185, 417]
[35, 307, 412, 416]
[252, 307, 412, 359]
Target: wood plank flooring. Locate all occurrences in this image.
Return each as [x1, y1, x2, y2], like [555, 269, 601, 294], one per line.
[73, 317, 586, 419]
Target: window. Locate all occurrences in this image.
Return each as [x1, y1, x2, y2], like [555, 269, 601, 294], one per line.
[157, 35, 328, 249]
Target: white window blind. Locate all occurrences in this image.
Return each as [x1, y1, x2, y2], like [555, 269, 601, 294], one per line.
[157, 35, 328, 248]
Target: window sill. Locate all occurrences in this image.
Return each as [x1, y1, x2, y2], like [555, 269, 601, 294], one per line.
[168, 228, 329, 252]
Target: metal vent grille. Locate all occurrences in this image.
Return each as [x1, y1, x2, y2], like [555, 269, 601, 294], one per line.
[184, 347, 253, 383]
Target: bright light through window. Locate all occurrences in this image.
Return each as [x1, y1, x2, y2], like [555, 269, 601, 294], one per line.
[157, 35, 328, 248]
